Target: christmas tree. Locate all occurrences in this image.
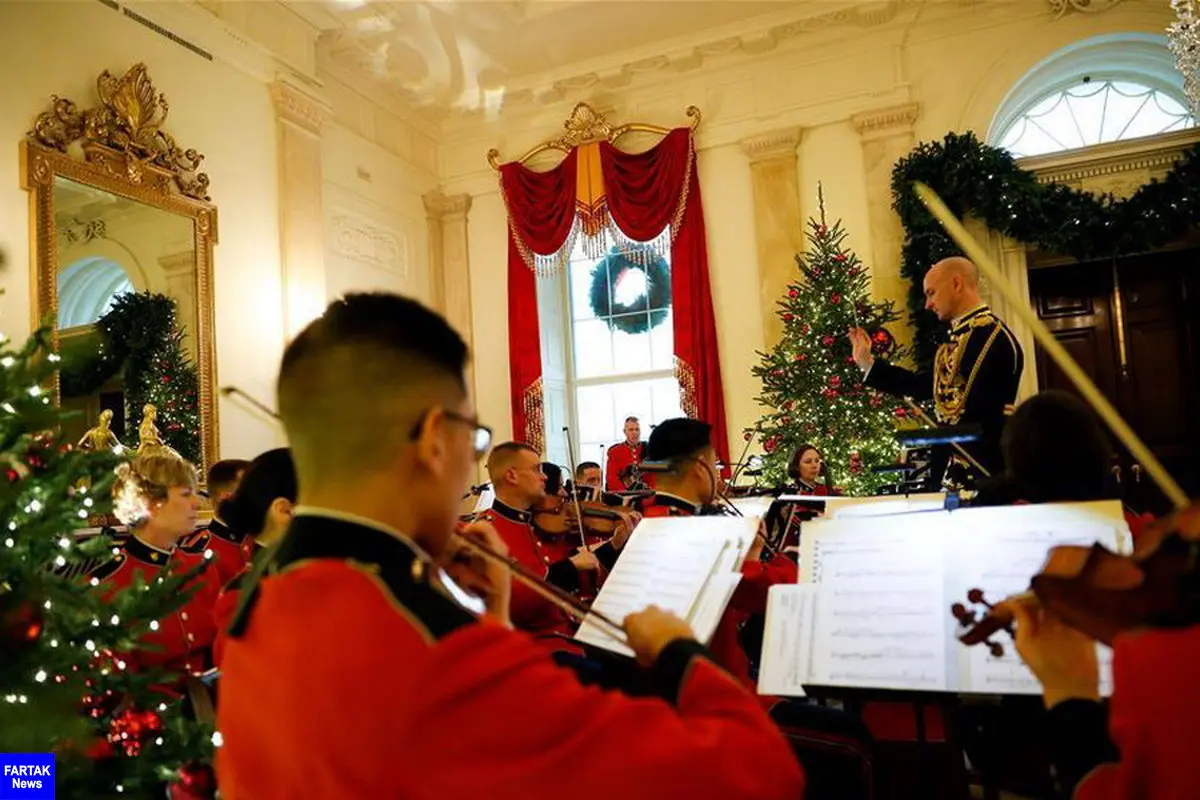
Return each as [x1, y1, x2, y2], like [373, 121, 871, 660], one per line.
[750, 189, 912, 495]
[0, 326, 215, 797]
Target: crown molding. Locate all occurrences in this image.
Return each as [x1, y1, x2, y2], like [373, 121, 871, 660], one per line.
[851, 101, 920, 138]
[740, 128, 803, 162]
[423, 191, 473, 220]
[270, 79, 333, 133]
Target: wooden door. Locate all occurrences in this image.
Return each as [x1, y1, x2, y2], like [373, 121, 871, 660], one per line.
[1028, 249, 1200, 513]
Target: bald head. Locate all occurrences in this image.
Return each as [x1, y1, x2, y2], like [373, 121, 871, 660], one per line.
[922, 257, 983, 322]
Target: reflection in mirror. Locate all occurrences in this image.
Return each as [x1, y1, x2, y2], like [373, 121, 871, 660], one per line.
[53, 176, 198, 452]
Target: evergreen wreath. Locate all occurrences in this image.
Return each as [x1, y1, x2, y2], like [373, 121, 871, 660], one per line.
[892, 131, 1200, 369]
[588, 248, 671, 335]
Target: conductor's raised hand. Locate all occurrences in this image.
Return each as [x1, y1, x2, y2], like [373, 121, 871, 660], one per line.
[848, 327, 874, 372]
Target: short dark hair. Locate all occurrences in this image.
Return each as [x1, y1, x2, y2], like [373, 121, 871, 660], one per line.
[219, 448, 297, 537]
[575, 461, 601, 478]
[786, 444, 824, 483]
[646, 418, 712, 476]
[624, 416, 639, 423]
[485, 442, 538, 480]
[540, 462, 564, 494]
[277, 293, 469, 484]
[207, 459, 250, 496]
[1000, 390, 1113, 503]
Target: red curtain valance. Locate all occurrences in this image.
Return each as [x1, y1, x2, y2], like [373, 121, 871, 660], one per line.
[499, 128, 729, 467]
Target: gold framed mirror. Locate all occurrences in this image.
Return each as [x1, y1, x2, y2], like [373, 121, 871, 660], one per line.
[20, 63, 219, 474]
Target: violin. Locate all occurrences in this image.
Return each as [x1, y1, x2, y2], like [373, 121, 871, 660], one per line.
[530, 494, 638, 544]
[952, 504, 1200, 657]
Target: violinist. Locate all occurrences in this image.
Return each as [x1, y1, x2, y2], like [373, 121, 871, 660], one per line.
[574, 460, 603, 499]
[787, 444, 841, 496]
[605, 415, 647, 491]
[638, 418, 798, 688]
[478, 442, 600, 640]
[216, 292, 804, 799]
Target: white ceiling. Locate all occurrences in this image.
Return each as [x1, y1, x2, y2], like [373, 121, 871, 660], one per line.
[307, 1, 862, 116]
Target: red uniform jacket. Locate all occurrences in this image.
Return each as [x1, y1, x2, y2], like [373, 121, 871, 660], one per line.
[477, 501, 575, 640]
[216, 513, 804, 800]
[87, 534, 220, 675]
[605, 441, 646, 491]
[178, 519, 253, 587]
[211, 541, 266, 667]
[1040, 625, 1200, 800]
[640, 493, 797, 690]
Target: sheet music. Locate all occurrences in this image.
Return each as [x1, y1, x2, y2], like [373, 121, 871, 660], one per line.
[778, 493, 946, 518]
[949, 502, 1127, 695]
[804, 516, 950, 691]
[758, 584, 817, 696]
[765, 501, 1131, 695]
[688, 573, 743, 645]
[573, 518, 733, 656]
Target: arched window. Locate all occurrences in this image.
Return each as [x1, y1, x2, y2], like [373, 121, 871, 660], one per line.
[990, 33, 1196, 158]
[58, 257, 135, 329]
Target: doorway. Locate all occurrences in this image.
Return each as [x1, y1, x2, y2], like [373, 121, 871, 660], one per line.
[1027, 247, 1200, 513]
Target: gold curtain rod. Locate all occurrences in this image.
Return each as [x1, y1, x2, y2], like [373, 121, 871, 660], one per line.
[487, 102, 701, 171]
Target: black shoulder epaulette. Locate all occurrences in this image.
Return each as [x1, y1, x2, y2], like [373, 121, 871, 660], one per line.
[86, 552, 127, 582]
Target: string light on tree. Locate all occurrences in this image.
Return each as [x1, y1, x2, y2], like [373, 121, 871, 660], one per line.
[750, 186, 912, 494]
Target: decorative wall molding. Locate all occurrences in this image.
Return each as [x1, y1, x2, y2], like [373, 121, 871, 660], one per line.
[1047, 0, 1124, 18]
[423, 191, 473, 221]
[330, 212, 408, 277]
[851, 101, 921, 139]
[269, 79, 332, 134]
[739, 128, 803, 162]
[1019, 128, 1200, 184]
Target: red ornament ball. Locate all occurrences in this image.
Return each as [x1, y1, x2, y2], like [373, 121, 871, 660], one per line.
[171, 763, 217, 800]
[800, 324, 812, 336]
[821, 335, 835, 347]
[828, 376, 841, 388]
[782, 401, 794, 411]
[743, 431, 753, 442]
[870, 327, 895, 355]
[869, 395, 884, 408]
[780, 416, 792, 426]
[782, 312, 793, 322]
[830, 292, 842, 304]
[834, 253, 847, 263]
[0, 597, 45, 653]
[893, 407, 907, 418]
[788, 288, 799, 298]
[770, 369, 784, 378]
[793, 353, 806, 362]
[818, 225, 828, 235]
[763, 437, 779, 454]
[821, 388, 839, 400]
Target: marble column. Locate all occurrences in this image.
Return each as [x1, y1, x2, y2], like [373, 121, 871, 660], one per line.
[423, 191, 476, 395]
[739, 128, 804, 347]
[850, 102, 920, 347]
[269, 78, 332, 339]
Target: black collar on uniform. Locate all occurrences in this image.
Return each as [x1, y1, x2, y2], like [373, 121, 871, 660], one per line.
[652, 492, 702, 515]
[491, 499, 532, 524]
[950, 304, 990, 335]
[125, 534, 173, 566]
[207, 518, 247, 545]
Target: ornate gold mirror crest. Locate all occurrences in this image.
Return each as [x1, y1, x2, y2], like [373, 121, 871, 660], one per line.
[20, 63, 219, 475]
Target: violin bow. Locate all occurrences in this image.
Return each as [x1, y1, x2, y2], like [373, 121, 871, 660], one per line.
[454, 534, 627, 642]
[561, 426, 591, 553]
[912, 182, 1188, 511]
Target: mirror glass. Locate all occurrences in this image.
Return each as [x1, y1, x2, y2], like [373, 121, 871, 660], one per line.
[54, 176, 197, 449]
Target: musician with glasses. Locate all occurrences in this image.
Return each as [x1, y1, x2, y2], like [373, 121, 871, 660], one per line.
[217, 293, 803, 799]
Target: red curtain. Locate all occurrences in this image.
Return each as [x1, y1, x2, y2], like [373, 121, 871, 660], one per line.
[499, 130, 729, 466]
[500, 150, 578, 452]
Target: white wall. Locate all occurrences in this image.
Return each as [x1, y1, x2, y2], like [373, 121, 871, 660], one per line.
[0, 0, 284, 459]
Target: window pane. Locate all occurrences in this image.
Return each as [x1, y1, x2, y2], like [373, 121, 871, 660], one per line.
[576, 384, 617, 445]
[611, 321, 653, 374]
[572, 319, 613, 379]
[650, 310, 675, 370]
[569, 257, 601, 322]
[650, 377, 684, 421]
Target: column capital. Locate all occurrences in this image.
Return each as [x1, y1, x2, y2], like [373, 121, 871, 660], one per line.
[851, 102, 920, 141]
[269, 79, 332, 134]
[423, 190, 473, 221]
[739, 128, 803, 163]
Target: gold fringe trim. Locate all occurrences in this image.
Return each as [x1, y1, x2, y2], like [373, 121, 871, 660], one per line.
[499, 130, 696, 278]
[674, 356, 699, 419]
[521, 377, 546, 454]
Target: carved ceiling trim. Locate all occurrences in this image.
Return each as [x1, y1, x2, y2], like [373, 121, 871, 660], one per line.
[29, 63, 210, 201]
[851, 101, 921, 138]
[1047, 0, 1123, 18]
[739, 128, 803, 162]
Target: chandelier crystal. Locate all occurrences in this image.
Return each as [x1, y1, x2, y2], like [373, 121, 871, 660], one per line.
[1169, 0, 1200, 116]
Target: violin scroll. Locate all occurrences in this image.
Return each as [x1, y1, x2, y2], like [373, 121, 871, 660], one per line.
[951, 588, 1016, 658]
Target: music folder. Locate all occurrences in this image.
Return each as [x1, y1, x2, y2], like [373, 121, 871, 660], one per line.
[758, 501, 1131, 697]
[574, 515, 763, 657]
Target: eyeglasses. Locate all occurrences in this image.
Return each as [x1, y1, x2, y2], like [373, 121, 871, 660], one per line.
[409, 409, 493, 459]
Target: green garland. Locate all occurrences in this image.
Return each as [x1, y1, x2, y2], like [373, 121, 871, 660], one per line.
[588, 248, 671, 335]
[892, 131, 1200, 368]
[58, 292, 201, 463]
